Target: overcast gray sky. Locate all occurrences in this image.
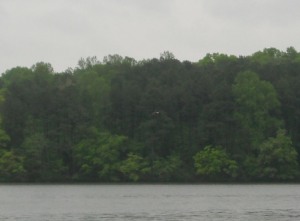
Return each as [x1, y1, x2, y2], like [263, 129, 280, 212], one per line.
[1, 0, 300, 73]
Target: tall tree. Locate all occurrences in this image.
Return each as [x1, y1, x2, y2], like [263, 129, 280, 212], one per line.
[232, 71, 282, 150]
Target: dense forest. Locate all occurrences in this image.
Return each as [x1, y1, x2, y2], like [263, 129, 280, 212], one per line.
[1, 47, 300, 182]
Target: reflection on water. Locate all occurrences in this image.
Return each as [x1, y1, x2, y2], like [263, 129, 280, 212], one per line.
[0, 184, 300, 220]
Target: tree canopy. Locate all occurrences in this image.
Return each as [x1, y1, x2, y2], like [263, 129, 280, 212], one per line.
[0, 48, 300, 182]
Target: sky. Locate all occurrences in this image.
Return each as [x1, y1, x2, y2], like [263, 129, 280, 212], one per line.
[1, 0, 300, 74]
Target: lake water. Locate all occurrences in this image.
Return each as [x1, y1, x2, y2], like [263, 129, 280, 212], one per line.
[0, 184, 300, 220]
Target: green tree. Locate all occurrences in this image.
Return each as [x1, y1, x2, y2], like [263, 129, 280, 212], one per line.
[251, 48, 284, 65]
[232, 71, 282, 149]
[0, 91, 25, 181]
[160, 51, 175, 61]
[0, 125, 25, 182]
[74, 128, 128, 181]
[0, 150, 25, 181]
[75, 67, 111, 130]
[193, 146, 238, 180]
[138, 111, 175, 159]
[49, 73, 89, 178]
[119, 153, 150, 181]
[198, 53, 238, 66]
[152, 154, 182, 181]
[257, 129, 299, 180]
[22, 130, 66, 181]
[78, 56, 101, 69]
[1, 63, 54, 148]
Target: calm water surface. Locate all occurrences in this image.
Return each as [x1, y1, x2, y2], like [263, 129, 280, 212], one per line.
[0, 184, 300, 220]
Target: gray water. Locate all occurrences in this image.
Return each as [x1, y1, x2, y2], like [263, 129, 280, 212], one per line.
[0, 184, 300, 221]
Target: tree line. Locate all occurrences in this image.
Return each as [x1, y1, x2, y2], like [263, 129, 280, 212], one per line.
[0, 48, 300, 182]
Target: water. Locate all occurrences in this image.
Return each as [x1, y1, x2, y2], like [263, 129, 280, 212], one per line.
[0, 184, 300, 220]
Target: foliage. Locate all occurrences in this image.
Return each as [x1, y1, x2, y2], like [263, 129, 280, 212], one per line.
[193, 146, 238, 179]
[257, 129, 299, 180]
[0, 115, 25, 181]
[74, 128, 128, 181]
[152, 154, 182, 181]
[0, 48, 300, 182]
[0, 149, 25, 181]
[119, 153, 150, 181]
[232, 71, 282, 148]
